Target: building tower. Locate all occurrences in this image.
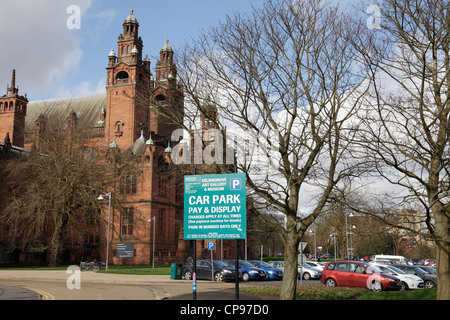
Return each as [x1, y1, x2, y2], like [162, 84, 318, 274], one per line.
[150, 38, 184, 139]
[105, 7, 152, 151]
[0, 69, 28, 148]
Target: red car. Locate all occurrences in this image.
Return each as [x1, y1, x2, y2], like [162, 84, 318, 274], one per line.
[321, 261, 402, 292]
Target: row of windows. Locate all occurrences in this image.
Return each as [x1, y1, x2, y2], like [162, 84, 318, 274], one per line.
[326, 262, 368, 274]
[0, 101, 26, 113]
[120, 175, 177, 200]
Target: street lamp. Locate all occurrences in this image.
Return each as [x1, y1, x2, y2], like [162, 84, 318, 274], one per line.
[349, 225, 356, 259]
[309, 229, 317, 262]
[330, 233, 337, 261]
[148, 217, 156, 268]
[345, 212, 353, 260]
[98, 192, 112, 271]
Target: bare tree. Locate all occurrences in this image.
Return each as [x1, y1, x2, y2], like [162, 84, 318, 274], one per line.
[0, 120, 128, 266]
[353, 0, 450, 300]
[174, 0, 373, 299]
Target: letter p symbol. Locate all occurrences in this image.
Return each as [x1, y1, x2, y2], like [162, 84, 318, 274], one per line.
[230, 178, 241, 190]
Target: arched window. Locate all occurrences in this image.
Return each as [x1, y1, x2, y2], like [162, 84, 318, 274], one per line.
[121, 207, 134, 236]
[116, 71, 129, 81]
[155, 94, 166, 102]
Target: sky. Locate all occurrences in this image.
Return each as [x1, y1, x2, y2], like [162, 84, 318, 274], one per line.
[0, 0, 266, 101]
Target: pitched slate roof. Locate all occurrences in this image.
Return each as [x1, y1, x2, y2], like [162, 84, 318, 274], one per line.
[25, 94, 106, 133]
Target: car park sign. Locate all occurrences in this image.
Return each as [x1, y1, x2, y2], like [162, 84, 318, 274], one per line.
[184, 173, 246, 240]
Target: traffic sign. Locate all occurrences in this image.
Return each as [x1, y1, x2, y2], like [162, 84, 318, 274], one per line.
[184, 173, 246, 240]
[207, 241, 215, 250]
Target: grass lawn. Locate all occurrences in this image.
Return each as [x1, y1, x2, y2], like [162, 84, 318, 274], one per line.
[240, 284, 437, 300]
[98, 265, 171, 275]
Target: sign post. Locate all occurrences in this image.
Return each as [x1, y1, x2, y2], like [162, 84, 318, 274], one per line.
[116, 242, 134, 270]
[184, 173, 246, 300]
[298, 242, 307, 286]
[208, 241, 215, 281]
[184, 173, 246, 240]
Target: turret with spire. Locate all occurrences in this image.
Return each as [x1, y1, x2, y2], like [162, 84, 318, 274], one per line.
[0, 69, 28, 148]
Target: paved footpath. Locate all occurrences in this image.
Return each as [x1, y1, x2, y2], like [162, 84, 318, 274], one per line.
[0, 270, 269, 300]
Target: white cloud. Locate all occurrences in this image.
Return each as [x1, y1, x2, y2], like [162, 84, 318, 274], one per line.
[0, 0, 92, 98]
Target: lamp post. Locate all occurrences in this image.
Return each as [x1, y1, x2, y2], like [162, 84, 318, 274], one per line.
[309, 229, 317, 262]
[330, 233, 337, 261]
[98, 192, 112, 271]
[350, 225, 356, 259]
[345, 212, 353, 260]
[148, 217, 156, 268]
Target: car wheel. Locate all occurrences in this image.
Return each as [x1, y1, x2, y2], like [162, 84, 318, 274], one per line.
[242, 272, 250, 281]
[184, 270, 192, 280]
[214, 272, 224, 282]
[303, 272, 311, 280]
[424, 280, 435, 288]
[325, 278, 336, 287]
[371, 280, 383, 292]
[400, 281, 408, 291]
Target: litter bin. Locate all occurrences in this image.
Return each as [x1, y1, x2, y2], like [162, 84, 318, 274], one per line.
[170, 263, 183, 279]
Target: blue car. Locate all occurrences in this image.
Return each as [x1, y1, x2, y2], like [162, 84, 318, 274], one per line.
[221, 259, 267, 281]
[248, 260, 283, 280]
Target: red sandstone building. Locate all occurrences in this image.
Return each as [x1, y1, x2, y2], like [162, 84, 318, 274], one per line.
[0, 9, 242, 266]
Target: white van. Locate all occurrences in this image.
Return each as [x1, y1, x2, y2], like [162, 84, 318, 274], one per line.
[372, 255, 410, 265]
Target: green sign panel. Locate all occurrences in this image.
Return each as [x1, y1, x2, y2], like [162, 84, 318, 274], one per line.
[184, 173, 246, 240]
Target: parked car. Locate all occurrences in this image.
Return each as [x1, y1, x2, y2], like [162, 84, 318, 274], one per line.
[248, 260, 283, 280]
[393, 265, 437, 288]
[299, 264, 322, 280]
[303, 261, 325, 272]
[376, 264, 424, 290]
[321, 261, 402, 292]
[183, 259, 239, 282]
[221, 259, 267, 281]
[417, 265, 437, 275]
[423, 259, 436, 266]
[267, 261, 321, 280]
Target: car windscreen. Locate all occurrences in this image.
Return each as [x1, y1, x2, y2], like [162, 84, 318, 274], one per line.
[239, 260, 254, 268]
[387, 266, 406, 274]
[213, 261, 228, 268]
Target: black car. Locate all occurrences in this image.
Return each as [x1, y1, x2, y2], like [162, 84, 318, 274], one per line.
[183, 259, 239, 282]
[394, 265, 437, 288]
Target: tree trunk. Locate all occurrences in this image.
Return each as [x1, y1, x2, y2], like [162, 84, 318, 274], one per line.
[435, 212, 450, 300]
[280, 217, 300, 300]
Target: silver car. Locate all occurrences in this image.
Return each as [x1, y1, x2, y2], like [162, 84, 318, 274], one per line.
[267, 261, 321, 280]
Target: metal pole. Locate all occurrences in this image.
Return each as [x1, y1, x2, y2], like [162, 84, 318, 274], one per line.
[193, 241, 197, 300]
[235, 239, 239, 300]
[345, 213, 349, 260]
[106, 192, 111, 271]
[152, 217, 155, 268]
